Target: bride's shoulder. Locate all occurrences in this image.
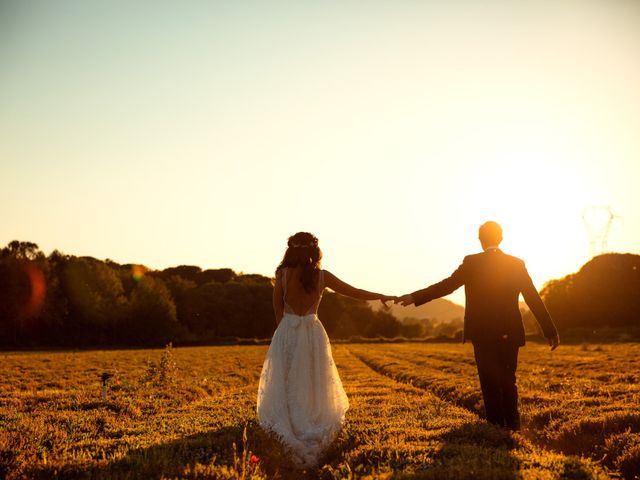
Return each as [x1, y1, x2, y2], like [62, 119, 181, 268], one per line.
[320, 269, 336, 284]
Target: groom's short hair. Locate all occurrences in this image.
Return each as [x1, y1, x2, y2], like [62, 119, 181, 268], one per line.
[479, 221, 503, 246]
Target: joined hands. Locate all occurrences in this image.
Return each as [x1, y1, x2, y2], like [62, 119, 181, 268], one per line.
[395, 294, 414, 307]
[379, 294, 414, 308]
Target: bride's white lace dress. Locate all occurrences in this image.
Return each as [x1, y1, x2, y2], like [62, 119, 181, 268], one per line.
[256, 269, 349, 467]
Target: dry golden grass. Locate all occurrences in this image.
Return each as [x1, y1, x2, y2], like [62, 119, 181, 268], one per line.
[349, 342, 640, 479]
[1, 342, 634, 478]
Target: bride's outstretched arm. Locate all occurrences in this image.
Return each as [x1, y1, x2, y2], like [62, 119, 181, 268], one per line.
[272, 270, 284, 325]
[323, 270, 396, 305]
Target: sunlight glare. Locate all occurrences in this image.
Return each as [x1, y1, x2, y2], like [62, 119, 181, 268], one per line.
[464, 142, 593, 285]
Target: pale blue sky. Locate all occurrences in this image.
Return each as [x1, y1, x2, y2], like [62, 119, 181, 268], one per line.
[2, 0, 639, 303]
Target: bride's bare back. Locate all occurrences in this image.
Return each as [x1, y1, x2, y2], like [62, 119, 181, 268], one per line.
[282, 267, 324, 316]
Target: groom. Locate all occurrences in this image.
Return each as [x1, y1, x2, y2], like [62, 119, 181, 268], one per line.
[397, 221, 560, 431]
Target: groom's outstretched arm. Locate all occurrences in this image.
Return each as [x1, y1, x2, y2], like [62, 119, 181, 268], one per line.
[407, 262, 466, 307]
[519, 264, 559, 348]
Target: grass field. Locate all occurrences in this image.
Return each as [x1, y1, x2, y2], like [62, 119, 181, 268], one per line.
[1, 342, 639, 479]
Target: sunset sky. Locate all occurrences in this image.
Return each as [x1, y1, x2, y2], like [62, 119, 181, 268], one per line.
[1, 1, 639, 304]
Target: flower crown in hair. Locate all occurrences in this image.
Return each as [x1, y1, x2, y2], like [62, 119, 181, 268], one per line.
[290, 242, 315, 248]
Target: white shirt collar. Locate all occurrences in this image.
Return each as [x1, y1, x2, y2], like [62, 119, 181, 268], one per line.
[483, 245, 501, 252]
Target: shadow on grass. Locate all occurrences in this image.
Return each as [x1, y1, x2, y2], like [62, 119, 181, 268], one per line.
[394, 422, 520, 480]
[319, 420, 524, 480]
[23, 420, 321, 480]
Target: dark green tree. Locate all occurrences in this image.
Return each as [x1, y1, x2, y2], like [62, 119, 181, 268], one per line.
[126, 276, 178, 345]
[542, 253, 640, 332]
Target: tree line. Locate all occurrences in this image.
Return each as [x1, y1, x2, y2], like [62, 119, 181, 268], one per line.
[0, 241, 423, 348]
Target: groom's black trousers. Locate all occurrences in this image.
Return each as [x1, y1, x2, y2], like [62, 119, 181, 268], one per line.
[472, 341, 520, 430]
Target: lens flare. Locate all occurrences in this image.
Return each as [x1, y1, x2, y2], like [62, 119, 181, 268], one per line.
[131, 264, 146, 282]
[23, 263, 46, 318]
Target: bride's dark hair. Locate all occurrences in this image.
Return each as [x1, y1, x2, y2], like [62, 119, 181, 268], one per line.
[276, 232, 322, 293]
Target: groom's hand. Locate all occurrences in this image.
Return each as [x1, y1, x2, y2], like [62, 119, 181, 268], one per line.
[548, 334, 560, 351]
[396, 294, 414, 306]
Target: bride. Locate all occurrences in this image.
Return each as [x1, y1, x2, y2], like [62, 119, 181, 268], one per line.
[256, 232, 394, 468]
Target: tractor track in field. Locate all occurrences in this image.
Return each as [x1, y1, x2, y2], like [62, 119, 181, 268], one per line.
[347, 348, 484, 417]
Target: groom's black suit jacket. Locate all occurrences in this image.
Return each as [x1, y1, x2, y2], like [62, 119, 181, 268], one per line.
[411, 249, 558, 346]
